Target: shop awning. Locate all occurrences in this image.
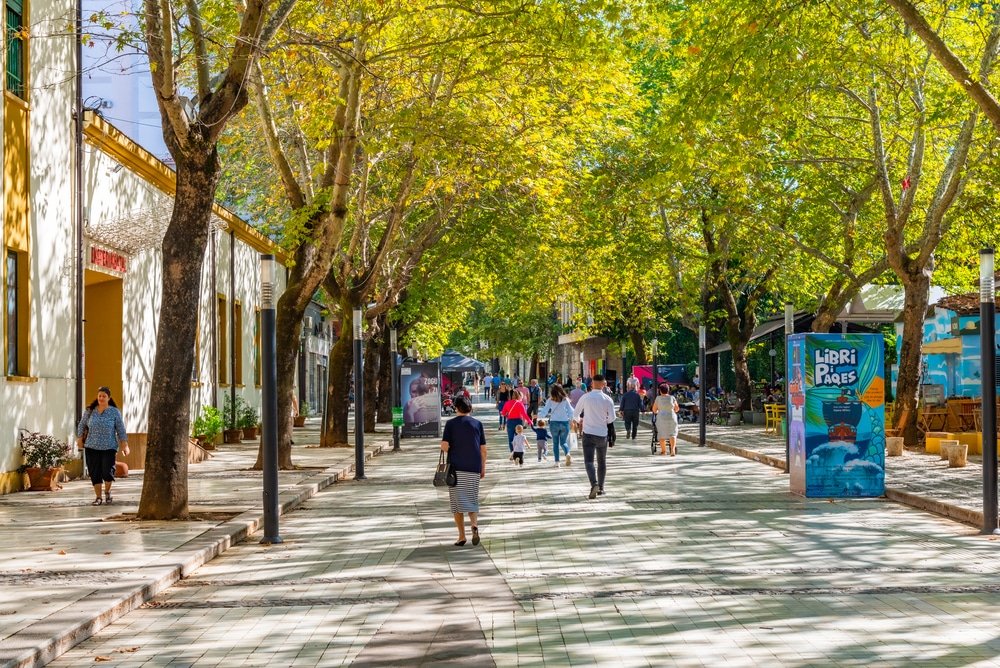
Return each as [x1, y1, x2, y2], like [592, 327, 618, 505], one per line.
[922, 337, 962, 354]
[706, 318, 789, 355]
[432, 349, 486, 372]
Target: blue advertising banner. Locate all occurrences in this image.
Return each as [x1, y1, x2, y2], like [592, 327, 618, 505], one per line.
[788, 333, 885, 498]
[400, 361, 441, 438]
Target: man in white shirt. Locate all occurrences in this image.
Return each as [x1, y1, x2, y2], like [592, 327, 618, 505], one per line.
[573, 374, 617, 499]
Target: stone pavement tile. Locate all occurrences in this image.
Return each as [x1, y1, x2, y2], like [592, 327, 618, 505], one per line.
[37, 408, 1000, 665]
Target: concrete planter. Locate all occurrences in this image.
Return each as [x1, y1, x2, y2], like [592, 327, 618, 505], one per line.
[886, 437, 904, 457]
[727, 413, 742, 426]
[752, 412, 766, 426]
[742, 411, 754, 424]
[938, 439, 960, 461]
[945, 442, 968, 468]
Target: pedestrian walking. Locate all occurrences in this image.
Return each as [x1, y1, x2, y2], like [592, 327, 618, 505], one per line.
[573, 374, 616, 499]
[568, 382, 585, 407]
[537, 384, 574, 466]
[500, 392, 533, 451]
[515, 379, 530, 407]
[440, 396, 487, 547]
[76, 386, 129, 506]
[496, 382, 511, 430]
[511, 425, 529, 466]
[652, 382, 680, 456]
[527, 379, 542, 419]
[483, 373, 493, 399]
[532, 420, 550, 461]
[619, 380, 643, 439]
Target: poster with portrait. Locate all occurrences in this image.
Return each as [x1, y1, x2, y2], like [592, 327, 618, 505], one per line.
[400, 361, 442, 438]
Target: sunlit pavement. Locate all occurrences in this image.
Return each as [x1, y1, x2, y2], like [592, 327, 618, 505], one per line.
[41, 401, 1000, 667]
[0, 420, 384, 668]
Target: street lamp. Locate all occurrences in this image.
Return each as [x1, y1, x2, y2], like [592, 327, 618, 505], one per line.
[390, 328, 401, 452]
[259, 254, 281, 544]
[784, 303, 794, 474]
[981, 249, 997, 534]
[579, 351, 584, 383]
[699, 326, 706, 447]
[769, 346, 777, 384]
[353, 306, 365, 480]
[651, 338, 659, 391]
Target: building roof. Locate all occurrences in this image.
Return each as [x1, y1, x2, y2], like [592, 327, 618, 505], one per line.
[935, 293, 998, 316]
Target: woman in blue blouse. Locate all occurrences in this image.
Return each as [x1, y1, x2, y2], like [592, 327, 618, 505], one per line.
[76, 386, 129, 505]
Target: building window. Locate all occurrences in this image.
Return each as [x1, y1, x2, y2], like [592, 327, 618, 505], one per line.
[217, 295, 227, 385]
[5, 0, 25, 99]
[254, 309, 261, 387]
[234, 301, 243, 385]
[5, 249, 17, 375]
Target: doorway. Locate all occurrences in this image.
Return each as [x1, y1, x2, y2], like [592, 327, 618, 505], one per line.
[84, 269, 123, 407]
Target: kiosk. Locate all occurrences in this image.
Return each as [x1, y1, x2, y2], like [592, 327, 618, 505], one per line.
[787, 333, 885, 497]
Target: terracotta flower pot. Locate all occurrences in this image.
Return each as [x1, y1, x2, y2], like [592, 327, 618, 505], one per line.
[223, 429, 243, 444]
[24, 466, 63, 491]
[242, 427, 259, 440]
[293, 416, 306, 428]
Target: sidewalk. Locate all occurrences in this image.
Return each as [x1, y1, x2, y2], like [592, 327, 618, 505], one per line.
[44, 401, 1000, 666]
[0, 420, 387, 668]
[674, 422, 991, 527]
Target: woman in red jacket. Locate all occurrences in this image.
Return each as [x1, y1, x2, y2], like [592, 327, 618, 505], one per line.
[500, 394, 533, 452]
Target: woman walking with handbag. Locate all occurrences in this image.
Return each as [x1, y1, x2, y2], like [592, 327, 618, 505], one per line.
[537, 384, 574, 467]
[76, 386, 129, 505]
[440, 396, 488, 546]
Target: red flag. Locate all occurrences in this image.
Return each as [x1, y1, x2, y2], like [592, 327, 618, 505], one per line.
[901, 176, 911, 191]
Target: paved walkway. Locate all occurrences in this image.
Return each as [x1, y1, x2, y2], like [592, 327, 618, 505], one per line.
[0, 421, 386, 668]
[674, 422, 992, 527]
[33, 404, 1000, 666]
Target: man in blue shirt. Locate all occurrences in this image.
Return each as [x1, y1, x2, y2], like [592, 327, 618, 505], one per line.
[573, 374, 617, 499]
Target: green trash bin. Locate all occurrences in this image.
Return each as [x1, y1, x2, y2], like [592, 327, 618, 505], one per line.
[780, 417, 786, 437]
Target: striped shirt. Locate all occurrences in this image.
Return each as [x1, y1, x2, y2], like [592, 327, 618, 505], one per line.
[77, 407, 127, 451]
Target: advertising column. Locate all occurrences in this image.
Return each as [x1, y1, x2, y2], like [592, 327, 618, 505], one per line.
[787, 333, 885, 498]
[400, 361, 442, 438]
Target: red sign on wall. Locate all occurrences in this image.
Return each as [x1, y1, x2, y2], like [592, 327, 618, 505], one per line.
[90, 247, 127, 274]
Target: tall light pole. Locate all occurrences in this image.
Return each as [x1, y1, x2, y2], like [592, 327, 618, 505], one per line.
[390, 328, 401, 452]
[699, 325, 706, 447]
[784, 303, 794, 473]
[579, 351, 585, 384]
[651, 338, 659, 391]
[259, 254, 281, 544]
[353, 306, 366, 480]
[981, 249, 997, 534]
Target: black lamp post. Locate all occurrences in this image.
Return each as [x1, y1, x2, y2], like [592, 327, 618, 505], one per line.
[699, 325, 706, 447]
[651, 338, 659, 391]
[259, 254, 281, 544]
[390, 328, 400, 452]
[784, 303, 793, 473]
[353, 306, 366, 480]
[981, 249, 997, 534]
[579, 351, 584, 383]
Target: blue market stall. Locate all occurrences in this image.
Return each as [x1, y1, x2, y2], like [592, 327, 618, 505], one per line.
[787, 333, 886, 498]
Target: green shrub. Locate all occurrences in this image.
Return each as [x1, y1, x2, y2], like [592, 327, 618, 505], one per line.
[192, 405, 223, 440]
[18, 431, 72, 471]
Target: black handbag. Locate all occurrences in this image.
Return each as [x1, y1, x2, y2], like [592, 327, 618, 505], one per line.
[433, 451, 449, 487]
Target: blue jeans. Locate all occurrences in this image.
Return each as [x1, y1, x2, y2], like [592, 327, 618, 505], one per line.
[582, 433, 608, 489]
[549, 421, 570, 462]
[498, 407, 506, 427]
[506, 418, 523, 451]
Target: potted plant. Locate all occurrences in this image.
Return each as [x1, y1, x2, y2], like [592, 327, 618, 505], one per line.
[18, 430, 72, 491]
[222, 394, 246, 443]
[239, 403, 260, 440]
[294, 402, 309, 428]
[192, 405, 223, 450]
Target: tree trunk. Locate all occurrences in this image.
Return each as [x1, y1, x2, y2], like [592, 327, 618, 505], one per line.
[812, 281, 850, 333]
[629, 329, 647, 365]
[895, 270, 931, 445]
[321, 302, 354, 447]
[363, 327, 380, 433]
[530, 352, 540, 379]
[138, 155, 218, 519]
[376, 328, 392, 423]
[731, 339, 753, 411]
